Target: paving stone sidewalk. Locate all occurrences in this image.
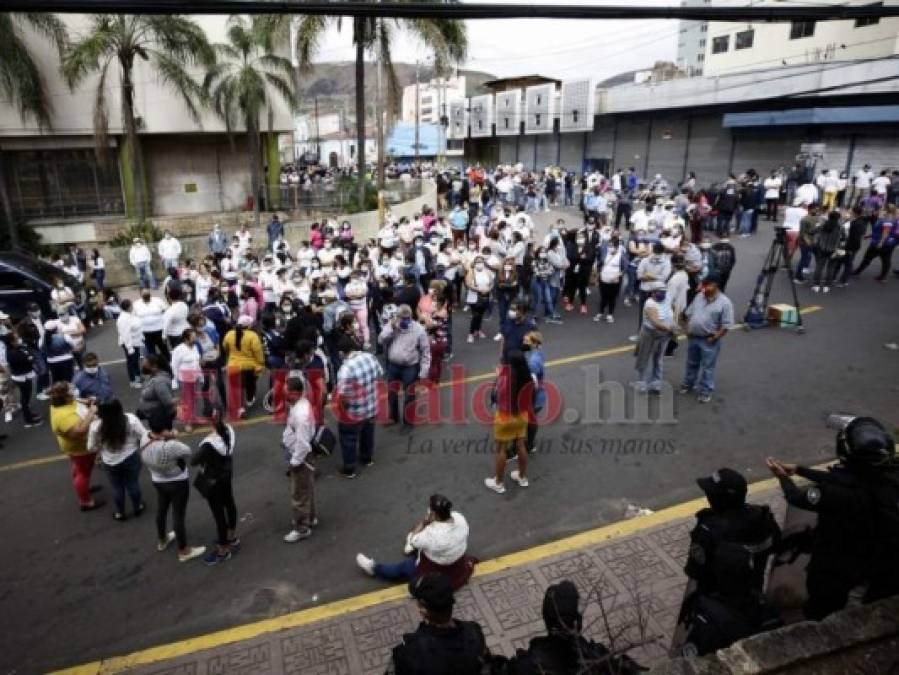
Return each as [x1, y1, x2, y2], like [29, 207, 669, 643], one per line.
[111, 487, 789, 675]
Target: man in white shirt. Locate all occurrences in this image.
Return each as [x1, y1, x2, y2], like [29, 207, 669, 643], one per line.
[157, 231, 182, 271]
[128, 238, 156, 289]
[854, 164, 874, 201]
[872, 170, 891, 197]
[236, 224, 253, 255]
[282, 378, 317, 543]
[795, 181, 818, 207]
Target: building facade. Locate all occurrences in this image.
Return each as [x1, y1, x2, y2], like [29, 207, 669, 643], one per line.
[0, 14, 294, 239]
[676, 0, 709, 77]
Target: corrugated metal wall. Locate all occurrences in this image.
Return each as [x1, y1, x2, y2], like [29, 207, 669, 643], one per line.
[559, 133, 584, 171]
[647, 116, 689, 183]
[613, 118, 651, 175]
[686, 114, 731, 187]
[518, 136, 537, 168]
[535, 134, 557, 168]
[850, 135, 899, 174]
[588, 122, 614, 159]
[499, 137, 517, 165]
[731, 132, 800, 176]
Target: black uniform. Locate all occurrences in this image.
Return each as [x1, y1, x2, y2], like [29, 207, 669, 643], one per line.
[509, 634, 643, 674]
[776, 466, 877, 620]
[387, 620, 491, 675]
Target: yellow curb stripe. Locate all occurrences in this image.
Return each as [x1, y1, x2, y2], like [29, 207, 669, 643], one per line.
[51, 473, 797, 675]
[1, 305, 823, 475]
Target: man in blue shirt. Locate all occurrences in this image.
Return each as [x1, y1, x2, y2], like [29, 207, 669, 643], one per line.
[266, 214, 284, 252]
[500, 300, 537, 359]
[73, 352, 114, 402]
[449, 205, 469, 246]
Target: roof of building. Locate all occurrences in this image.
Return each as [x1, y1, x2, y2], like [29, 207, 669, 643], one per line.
[481, 75, 561, 92]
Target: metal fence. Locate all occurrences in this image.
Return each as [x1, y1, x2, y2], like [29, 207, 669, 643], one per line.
[265, 178, 426, 214]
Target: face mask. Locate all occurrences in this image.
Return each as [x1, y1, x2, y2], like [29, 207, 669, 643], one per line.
[84, 366, 99, 375]
[475, 263, 485, 271]
[503, 265, 513, 272]
[507, 309, 517, 319]
[0, 325, 8, 336]
[576, 238, 586, 245]
[324, 243, 332, 249]
[399, 318, 412, 329]
[653, 292, 666, 302]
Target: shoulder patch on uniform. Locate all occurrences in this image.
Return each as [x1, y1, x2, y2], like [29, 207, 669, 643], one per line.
[806, 487, 822, 505]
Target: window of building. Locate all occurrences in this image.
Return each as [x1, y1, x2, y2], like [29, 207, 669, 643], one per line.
[421, 95, 433, 105]
[701, 24, 708, 32]
[855, 2, 882, 27]
[504, 118, 510, 129]
[712, 35, 729, 53]
[790, 20, 815, 39]
[697, 53, 705, 62]
[536, 95, 542, 105]
[421, 107, 433, 117]
[572, 110, 579, 124]
[735, 29, 754, 49]
[535, 113, 542, 126]
[699, 38, 706, 48]
[1, 148, 124, 221]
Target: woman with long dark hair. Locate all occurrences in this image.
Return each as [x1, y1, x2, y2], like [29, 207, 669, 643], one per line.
[191, 406, 239, 566]
[91, 248, 106, 290]
[811, 210, 845, 294]
[222, 314, 264, 418]
[485, 350, 534, 494]
[87, 399, 146, 520]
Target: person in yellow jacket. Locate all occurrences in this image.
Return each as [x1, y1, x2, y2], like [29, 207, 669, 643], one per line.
[221, 315, 264, 418]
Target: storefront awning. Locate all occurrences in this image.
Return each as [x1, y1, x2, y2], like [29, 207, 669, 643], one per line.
[723, 105, 899, 128]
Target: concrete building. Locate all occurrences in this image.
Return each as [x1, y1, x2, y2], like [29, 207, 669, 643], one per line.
[702, 0, 899, 77]
[401, 75, 467, 126]
[465, 58, 899, 185]
[676, 0, 710, 77]
[0, 14, 294, 241]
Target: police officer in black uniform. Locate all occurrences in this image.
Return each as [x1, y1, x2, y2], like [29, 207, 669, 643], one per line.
[767, 415, 899, 621]
[674, 467, 781, 656]
[508, 580, 644, 674]
[387, 573, 494, 675]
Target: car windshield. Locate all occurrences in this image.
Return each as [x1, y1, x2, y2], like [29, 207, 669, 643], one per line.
[0, 251, 81, 287]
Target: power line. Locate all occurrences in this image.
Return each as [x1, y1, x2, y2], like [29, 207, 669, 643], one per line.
[10, 1, 899, 21]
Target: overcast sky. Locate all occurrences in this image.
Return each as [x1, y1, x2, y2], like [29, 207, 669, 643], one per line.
[306, 0, 680, 81]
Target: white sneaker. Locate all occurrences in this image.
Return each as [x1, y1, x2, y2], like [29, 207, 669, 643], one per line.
[4, 410, 12, 423]
[36, 392, 50, 401]
[484, 477, 506, 494]
[467, 334, 475, 344]
[628, 334, 639, 343]
[157, 531, 176, 552]
[356, 553, 376, 575]
[606, 315, 614, 323]
[178, 546, 206, 563]
[623, 298, 632, 307]
[510, 470, 529, 487]
[284, 527, 312, 543]
[811, 286, 821, 293]
[493, 333, 503, 342]
[593, 313, 603, 322]
[822, 286, 830, 294]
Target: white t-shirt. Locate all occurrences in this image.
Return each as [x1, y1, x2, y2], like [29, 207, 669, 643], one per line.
[600, 248, 623, 283]
[855, 169, 874, 189]
[783, 206, 807, 232]
[88, 413, 147, 466]
[872, 175, 890, 195]
[764, 177, 781, 200]
[408, 511, 469, 565]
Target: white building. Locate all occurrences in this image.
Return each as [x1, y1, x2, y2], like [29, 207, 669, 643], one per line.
[0, 14, 294, 232]
[401, 75, 467, 126]
[701, 0, 899, 77]
[676, 0, 709, 77]
[293, 112, 377, 168]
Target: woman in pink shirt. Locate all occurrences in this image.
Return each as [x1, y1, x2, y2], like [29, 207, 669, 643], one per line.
[238, 286, 259, 325]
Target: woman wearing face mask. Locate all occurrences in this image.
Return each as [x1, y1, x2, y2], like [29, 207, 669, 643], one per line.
[565, 230, 595, 315]
[57, 312, 86, 370]
[202, 288, 232, 344]
[594, 236, 627, 323]
[465, 256, 494, 343]
[43, 320, 76, 385]
[137, 355, 176, 430]
[633, 287, 675, 394]
[133, 290, 170, 362]
[50, 278, 76, 317]
[485, 350, 533, 494]
[418, 281, 450, 382]
[344, 271, 370, 349]
[170, 328, 202, 429]
[162, 287, 190, 350]
[530, 247, 554, 319]
[522, 331, 545, 454]
[90, 249, 106, 291]
[489, 256, 516, 342]
[545, 237, 569, 324]
[87, 399, 146, 521]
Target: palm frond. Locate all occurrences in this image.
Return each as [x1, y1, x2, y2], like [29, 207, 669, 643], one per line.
[148, 48, 207, 125]
[144, 15, 215, 68]
[18, 12, 69, 58]
[92, 56, 113, 161]
[378, 23, 402, 125]
[60, 19, 116, 89]
[294, 15, 328, 73]
[263, 72, 297, 113]
[0, 15, 53, 128]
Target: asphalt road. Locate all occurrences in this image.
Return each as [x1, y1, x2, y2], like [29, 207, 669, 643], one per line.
[1, 210, 897, 673]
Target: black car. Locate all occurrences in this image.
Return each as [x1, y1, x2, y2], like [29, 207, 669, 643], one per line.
[0, 251, 84, 320]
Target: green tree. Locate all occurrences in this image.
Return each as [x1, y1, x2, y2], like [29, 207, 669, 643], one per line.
[62, 15, 215, 223]
[0, 13, 68, 249]
[263, 3, 467, 199]
[204, 17, 297, 227]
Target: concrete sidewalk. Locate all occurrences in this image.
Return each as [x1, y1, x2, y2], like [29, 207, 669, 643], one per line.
[58, 482, 789, 675]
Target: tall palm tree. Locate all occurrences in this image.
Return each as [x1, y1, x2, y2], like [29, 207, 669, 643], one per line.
[0, 13, 68, 248]
[263, 3, 467, 200]
[62, 15, 215, 223]
[204, 17, 297, 227]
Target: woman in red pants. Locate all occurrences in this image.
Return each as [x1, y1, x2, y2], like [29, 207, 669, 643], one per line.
[49, 382, 104, 511]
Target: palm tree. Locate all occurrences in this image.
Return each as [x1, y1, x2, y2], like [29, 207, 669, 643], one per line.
[263, 4, 467, 201]
[62, 15, 215, 223]
[0, 13, 68, 248]
[204, 18, 297, 227]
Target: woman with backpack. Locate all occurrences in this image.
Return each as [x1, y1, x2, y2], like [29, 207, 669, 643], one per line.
[191, 407, 239, 566]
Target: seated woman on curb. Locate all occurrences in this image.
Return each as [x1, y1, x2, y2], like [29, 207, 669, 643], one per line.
[356, 494, 476, 590]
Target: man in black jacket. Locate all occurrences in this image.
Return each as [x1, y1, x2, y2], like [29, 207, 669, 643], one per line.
[835, 206, 868, 287]
[387, 574, 494, 675]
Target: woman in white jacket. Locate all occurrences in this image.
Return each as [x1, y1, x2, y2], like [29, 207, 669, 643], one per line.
[117, 299, 145, 388]
[170, 328, 202, 430]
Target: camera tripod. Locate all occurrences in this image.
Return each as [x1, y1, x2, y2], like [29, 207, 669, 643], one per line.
[744, 227, 805, 333]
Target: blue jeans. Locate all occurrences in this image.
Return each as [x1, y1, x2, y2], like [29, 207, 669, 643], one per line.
[374, 555, 416, 580]
[104, 451, 143, 514]
[636, 333, 666, 391]
[531, 278, 553, 316]
[548, 285, 561, 317]
[93, 269, 106, 290]
[135, 262, 156, 289]
[387, 361, 419, 426]
[682, 336, 722, 396]
[739, 209, 754, 234]
[626, 265, 639, 300]
[338, 417, 375, 472]
[162, 257, 178, 271]
[795, 243, 813, 281]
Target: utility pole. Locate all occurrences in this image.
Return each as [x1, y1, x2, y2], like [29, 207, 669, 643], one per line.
[314, 96, 321, 164]
[414, 59, 420, 171]
[376, 20, 386, 189]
